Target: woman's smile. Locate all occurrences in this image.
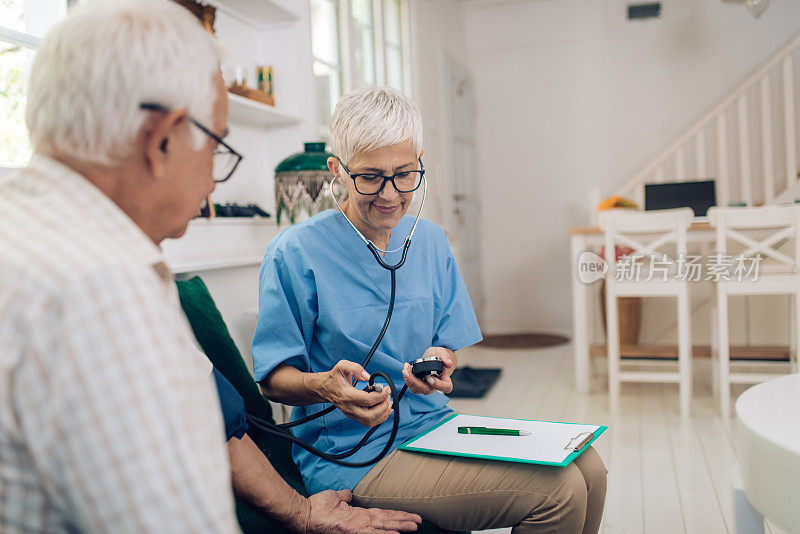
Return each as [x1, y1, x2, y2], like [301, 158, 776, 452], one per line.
[372, 203, 400, 215]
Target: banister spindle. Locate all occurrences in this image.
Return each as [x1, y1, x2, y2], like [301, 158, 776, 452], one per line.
[717, 114, 730, 207]
[761, 75, 775, 202]
[696, 131, 707, 178]
[738, 95, 752, 205]
[676, 148, 686, 181]
[783, 56, 797, 188]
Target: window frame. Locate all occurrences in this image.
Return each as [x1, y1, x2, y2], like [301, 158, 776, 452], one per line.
[1, 0, 71, 171]
[310, 0, 412, 138]
[349, 0, 377, 87]
[0, 27, 41, 50]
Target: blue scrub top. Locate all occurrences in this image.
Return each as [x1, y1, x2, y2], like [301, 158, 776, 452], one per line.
[252, 210, 482, 493]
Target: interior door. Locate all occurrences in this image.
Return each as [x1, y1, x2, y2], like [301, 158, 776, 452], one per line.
[439, 53, 485, 324]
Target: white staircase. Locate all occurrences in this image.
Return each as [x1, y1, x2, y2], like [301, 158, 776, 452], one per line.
[614, 33, 800, 208]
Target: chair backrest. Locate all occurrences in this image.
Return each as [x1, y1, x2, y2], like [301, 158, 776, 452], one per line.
[598, 208, 694, 277]
[176, 276, 274, 422]
[708, 205, 800, 271]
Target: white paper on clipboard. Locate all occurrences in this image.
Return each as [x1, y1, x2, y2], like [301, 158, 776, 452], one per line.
[401, 414, 603, 466]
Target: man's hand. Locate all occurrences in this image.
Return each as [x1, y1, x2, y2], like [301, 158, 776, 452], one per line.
[304, 489, 421, 534]
[401, 347, 457, 395]
[318, 360, 393, 427]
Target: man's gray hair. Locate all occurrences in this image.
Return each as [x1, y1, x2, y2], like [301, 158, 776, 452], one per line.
[329, 86, 423, 166]
[26, 0, 225, 165]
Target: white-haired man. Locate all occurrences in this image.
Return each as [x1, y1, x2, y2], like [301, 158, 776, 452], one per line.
[0, 1, 420, 532]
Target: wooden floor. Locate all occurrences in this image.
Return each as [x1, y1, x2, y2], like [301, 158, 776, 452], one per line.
[450, 344, 789, 534]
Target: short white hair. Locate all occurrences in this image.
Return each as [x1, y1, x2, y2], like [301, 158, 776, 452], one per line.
[329, 86, 423, 166]
[26, 0, 225, 165]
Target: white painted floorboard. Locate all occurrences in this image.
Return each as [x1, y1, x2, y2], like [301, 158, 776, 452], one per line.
[448, 343, 780, 534]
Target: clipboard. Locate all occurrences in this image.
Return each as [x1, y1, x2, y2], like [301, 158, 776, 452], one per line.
[398, 413, 607, 467]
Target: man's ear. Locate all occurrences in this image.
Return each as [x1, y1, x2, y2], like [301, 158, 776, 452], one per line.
[143, 110, 188, 181]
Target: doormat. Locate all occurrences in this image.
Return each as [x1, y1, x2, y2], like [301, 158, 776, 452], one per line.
[478, 332, 569, 349]
[448, 366, 502, 398]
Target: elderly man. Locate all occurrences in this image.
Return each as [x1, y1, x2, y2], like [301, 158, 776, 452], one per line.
[0, 1, 420, 532]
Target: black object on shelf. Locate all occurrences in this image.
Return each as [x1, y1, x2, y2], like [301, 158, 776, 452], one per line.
[213, 202, 272, 218]
[446, 366, 502, 399]
[198, 198, 213, 218]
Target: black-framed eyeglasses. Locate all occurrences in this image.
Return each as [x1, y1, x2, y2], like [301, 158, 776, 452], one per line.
[336, 156, 425, 196]
[139, 102, 243, 183]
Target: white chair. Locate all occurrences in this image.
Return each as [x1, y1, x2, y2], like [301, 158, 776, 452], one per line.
[598, 208, 694, 417]
[708, 205, 800, 419]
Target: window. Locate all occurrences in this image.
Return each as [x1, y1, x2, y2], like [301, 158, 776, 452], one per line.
[0, 0, 69, 168]
[0, 36, 32, 168]
[310, 0, 342, 137]
[351, 0, 375, 87]
[382, 0, 404, 90]
[309, 0, 410, 137]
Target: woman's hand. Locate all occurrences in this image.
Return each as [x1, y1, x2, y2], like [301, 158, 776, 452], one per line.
[317, 360, 393, 427]
[402, 347, 457, 395]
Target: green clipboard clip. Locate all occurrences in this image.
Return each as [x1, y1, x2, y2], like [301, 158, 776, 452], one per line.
[564, 431, 595, 452]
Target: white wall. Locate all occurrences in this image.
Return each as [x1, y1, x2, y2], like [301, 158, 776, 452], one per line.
[462, 0, 800, 334]
[410, 0, 469, 228]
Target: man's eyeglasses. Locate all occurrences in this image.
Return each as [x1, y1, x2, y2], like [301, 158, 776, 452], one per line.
[336, 156, 425, 196]
[139, 102, 243, 183]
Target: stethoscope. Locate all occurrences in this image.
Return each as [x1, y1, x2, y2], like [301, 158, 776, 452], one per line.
[328, 162, 428, 270]
[245, 161, 427, 467]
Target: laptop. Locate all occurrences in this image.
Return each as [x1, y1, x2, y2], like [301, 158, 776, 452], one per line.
[644, 180, 717, 220]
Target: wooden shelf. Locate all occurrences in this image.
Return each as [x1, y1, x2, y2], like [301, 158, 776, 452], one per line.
[169, 255, 265, 274]
[191, 216, 272, 225]
[208, 0, 299, 27]
[589, 344, 790, 361]
[162, 217, 280, 274]
[227, 93, 301, 128]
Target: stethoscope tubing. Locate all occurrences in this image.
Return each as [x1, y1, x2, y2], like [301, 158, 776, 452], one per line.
[244, 164, 425, 466]
[247, 268, 407, 465]
[247, 370, 403, 467]
[274, 254, 405, 431]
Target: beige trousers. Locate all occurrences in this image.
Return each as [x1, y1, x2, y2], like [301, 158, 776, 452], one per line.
[352, 446, 607, 534]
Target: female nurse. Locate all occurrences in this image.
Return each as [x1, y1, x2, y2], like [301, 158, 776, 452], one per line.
[252, 86, 607, 533]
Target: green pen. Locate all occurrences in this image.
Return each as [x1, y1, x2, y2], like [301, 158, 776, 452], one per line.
[457, 426, 531, 436]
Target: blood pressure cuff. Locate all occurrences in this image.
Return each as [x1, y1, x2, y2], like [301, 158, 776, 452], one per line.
[212, 367, 249, 441]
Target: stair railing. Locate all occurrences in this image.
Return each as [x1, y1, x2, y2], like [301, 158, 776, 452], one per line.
[614, 33, 800, 209]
